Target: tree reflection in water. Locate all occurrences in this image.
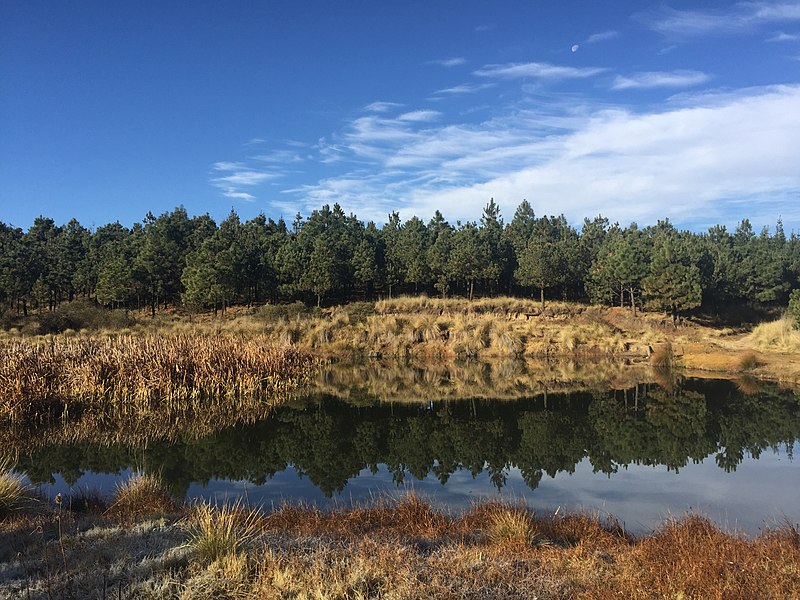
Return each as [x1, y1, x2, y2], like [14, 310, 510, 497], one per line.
[9, 363, 800, 500]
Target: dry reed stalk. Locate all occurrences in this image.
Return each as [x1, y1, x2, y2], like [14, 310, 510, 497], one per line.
[0, 335, 316, 425]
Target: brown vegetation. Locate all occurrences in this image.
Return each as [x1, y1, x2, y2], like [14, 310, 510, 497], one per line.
[1, 491, 797, 599]
[0, 335, 316, 424]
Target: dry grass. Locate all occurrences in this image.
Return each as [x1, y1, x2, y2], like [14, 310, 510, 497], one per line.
[484, 503, 537, 547]
[746, 315, 800, 353]
[0, 335, 316, 424]
[736, 350, 761, 372]
[0, 493, 797, 599]
[0, 460, 35, 518]
[184, 501, 263, 566]
[106, 473, 177, 520]
[649, 342, 674, 368]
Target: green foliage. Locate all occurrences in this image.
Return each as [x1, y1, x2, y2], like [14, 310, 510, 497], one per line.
[35, 299, 134, 333]
[256, 301, 321, 322]
[643, 232, 702, 323]
[0, 202, 798, 317]
[789, 289, 800, 328]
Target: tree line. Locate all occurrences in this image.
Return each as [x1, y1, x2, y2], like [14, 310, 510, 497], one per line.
[1, 200, 798, 320]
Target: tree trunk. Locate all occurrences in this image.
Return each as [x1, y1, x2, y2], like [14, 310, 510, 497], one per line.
[540, 285, 545, 311]
[317, 293, 321, 308]
[469, 280, 474, 301]
[629, 288, 636, 316]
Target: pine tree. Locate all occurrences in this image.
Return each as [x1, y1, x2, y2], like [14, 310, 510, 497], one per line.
[643, 232, 702, 325]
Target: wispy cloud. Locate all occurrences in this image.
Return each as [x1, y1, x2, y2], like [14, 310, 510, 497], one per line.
[475, 61, 606, 80]
[210, 163, 280, 203]
[767, 30, 800, 41]
[586, 30, 619, 44]
[643, 2, 800, 37]
[212, 161, 247, 171]
[251, 149, 305, 163]
[221, 189, 256, 202]
[432, 83, 496, 96]
[212, 171, 274, 186]
[612, 70, 711, 90]
[428, 57, 467, 67]
[364, 101, 404, 113]
[276, 85, 800, 229]
[397, 110, 441, 122]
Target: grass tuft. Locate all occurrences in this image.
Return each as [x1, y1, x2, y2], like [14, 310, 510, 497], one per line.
[649, 342, 674, 368]
[185, 501, 263, 566]
[737, 351, 761, 372]
[106, 473, 176, 519]
[0, 460, 34, 517]
[484, 503, 536, 547]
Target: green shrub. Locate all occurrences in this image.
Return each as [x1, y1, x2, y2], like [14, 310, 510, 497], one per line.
[345, 301, 375, 324]
[789, 289, 800, 329]
[256, 301, 320, 322]
[36, 300, 135, 334]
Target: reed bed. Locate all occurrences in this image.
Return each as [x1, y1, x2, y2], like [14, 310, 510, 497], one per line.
[1, 493, 797, 599]
[0, 335, 316, 424]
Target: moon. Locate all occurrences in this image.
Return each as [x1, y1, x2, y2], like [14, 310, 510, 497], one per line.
[571, 44, 580, 53]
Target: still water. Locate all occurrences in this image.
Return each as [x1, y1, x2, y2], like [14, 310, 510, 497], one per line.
[14, 364, 800, 534]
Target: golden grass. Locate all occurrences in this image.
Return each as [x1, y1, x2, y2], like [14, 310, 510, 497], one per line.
[0, 460, 34, 518]
[0, 493, 798, 599]
[106, 473, 177, 520]
[184, 501, 262, 566]
[649, 342, 674, 368]
[0, 335, 316, 424]
[746, 315, 800, 353]
[736, 350, 761, 372]
[484, 503, 537, 547]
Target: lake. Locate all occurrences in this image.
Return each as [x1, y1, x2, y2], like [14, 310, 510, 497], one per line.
[11, 361, 800, 535]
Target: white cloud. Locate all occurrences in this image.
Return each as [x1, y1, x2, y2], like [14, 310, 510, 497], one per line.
[612, 70, 711, 90]
[212, 171, 274, 186]
[475, 61, 607, 80]
[397, 110, 441, 122]
[433, 83, 495, 95]
[251, 150, 304, 163]
[212, 161, 247, 171]
[428, 57, 467, 67]
[644, 2, 800, 37]
[586, 30, 619, 44]
[364, 101, 403, 113]
[282, 85, 800, 230]
[221, 188, 255, 202]
[767, 30, 800, 41]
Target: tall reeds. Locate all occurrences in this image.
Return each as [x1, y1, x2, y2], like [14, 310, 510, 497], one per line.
[0, 335, 316, 424]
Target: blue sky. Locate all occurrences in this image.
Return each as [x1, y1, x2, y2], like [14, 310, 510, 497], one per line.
[2, 1, 799, 232]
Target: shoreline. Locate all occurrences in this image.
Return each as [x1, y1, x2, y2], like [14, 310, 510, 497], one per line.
[1, 486, 798, 599]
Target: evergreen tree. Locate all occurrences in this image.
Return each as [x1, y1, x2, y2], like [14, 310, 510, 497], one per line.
[643, 232, 702, 325]
[427, 215, 453, 298]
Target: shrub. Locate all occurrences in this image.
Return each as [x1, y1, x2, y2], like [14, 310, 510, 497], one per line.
[36, 299, 135, 334]
[789, 289, 800, 329]
[256, 301, 320, 322]
[345, 301, 375, 324]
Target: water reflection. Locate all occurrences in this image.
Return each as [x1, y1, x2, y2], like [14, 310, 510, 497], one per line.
[10, 366, 799, 509]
